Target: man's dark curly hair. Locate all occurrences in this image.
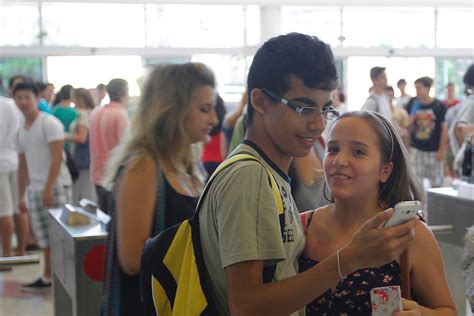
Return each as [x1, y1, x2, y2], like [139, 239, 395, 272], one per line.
[246, 32, 338, 125]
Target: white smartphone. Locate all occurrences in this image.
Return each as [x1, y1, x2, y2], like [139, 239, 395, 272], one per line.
[384, 200, 421, 228]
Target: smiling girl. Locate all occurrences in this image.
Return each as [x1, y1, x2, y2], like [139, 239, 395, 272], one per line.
[300, 111, 456, 315]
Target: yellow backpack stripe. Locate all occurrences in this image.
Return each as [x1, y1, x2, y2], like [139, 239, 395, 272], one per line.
[199, 153, 283, 216]
[163, 221, 207, 315]
[151, 276, 172, 315]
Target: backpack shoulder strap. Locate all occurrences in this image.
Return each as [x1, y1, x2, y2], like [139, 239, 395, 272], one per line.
[197, 153, 284, 284]
[195, 153, 283, 216]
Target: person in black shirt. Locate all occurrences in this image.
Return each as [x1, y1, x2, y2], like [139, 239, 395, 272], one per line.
[406, 77, 448, 187]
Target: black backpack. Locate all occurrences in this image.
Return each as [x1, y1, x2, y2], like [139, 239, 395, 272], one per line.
[140, 153, 284, 316]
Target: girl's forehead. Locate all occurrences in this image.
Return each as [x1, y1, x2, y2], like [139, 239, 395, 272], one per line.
[329, 117, 379, 144]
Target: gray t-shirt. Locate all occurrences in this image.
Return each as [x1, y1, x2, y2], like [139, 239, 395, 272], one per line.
[199, 142, 305, 316]
[362, 92, 392, 122]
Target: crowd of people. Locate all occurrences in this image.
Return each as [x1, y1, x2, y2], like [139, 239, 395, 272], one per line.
[2, 31, 473, 315]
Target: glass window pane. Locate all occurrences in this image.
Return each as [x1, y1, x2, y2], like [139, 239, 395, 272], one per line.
[346, 56, 435, 111]
[245, 5, 261, 46]
[437, 8, 474, 49]
[191, 54, 246, 103]
[0, 58, 43, 96]
[145, 5, 245, 48]
[343, 8, 435, 48]
[47, 56, 144, 97]
[0, 4, 39, 46]
[42, 3, 146, 47]
[282, 7, 341, 48]
[435, 58, 474, 99]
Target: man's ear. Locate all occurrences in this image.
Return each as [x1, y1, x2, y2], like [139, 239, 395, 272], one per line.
[250, 88, 267, 116]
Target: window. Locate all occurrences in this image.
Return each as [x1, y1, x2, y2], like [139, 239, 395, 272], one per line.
[191, 54, 247, 103]
[435, 58, 474, 100]
[47, 56, 144, 97]
[437, 8, 474, 49]
[41, 3, 146, 47]
[0, 4, 39, 46]
[0, 58, 43, 96]
[245, 5, 261, 46]
[282, 7, 341, 47]
[343, 8, 435, 48]
[145, 5, 246, 48]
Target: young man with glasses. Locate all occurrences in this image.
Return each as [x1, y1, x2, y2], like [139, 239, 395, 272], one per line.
[198, 33, 417, 315]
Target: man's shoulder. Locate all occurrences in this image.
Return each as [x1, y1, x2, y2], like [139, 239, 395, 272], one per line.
[432, 99, 447, 113]
[41, 112, 62, 126]
[363, 95, 378, 108]
[210, 157, 266, 186]
[0, 97, 18, 115]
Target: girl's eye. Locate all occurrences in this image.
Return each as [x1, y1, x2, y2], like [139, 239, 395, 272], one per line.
[327, 147, 338, 153]
[354, 149, 366, 156]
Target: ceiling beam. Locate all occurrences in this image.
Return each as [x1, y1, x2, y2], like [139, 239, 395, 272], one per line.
[1, 0, 473, 7]
[1, 46, 473, 58]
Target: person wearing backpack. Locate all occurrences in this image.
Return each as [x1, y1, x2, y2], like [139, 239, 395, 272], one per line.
[100, 62, 217, 316]
[362, 66, 392, 122]
[198, 33, 417, 315]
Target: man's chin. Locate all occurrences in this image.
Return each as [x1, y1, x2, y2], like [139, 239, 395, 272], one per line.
[292, 148, 312, 158]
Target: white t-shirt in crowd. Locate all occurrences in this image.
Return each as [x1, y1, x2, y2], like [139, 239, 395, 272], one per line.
[396, 94, 412, 108]
[0, 96, 23, 172]
[17, 112, 71, 190]
[362, 92, 392, 121]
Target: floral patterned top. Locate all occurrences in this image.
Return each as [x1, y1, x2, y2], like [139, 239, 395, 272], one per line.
[299, 256, 402, 315]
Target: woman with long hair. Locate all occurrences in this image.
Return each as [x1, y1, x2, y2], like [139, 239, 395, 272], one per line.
[101, 62, 217, 315]
[66, 88, 96, 204]
[300, 111, 455, 315]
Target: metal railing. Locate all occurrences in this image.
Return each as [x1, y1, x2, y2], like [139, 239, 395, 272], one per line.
[0, 255, 40, 267]
[429, 225, 454, 234]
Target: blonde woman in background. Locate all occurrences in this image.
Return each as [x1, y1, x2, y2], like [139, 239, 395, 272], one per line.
[101, 62, 217, 316]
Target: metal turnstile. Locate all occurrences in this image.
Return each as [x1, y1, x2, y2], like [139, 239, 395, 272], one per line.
[49, 203, 109, 316]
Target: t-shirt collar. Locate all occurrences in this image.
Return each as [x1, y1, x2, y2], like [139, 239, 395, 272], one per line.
[242, 139, 291, 184]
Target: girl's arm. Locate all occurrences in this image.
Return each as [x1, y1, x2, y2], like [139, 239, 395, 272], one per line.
[398, 221, 456, 315]
[65, 125, 88, 144]
[117, 155, 157, 275]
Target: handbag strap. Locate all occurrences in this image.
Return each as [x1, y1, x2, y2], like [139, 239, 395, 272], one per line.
[400, 248, 411, 299]
[153, 160, 167, 235]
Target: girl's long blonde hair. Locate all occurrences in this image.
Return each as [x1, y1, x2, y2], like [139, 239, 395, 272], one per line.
[103, 62, 216, 190]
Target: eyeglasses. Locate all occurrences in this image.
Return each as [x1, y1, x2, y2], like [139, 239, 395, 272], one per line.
[261, 88, 339, 121]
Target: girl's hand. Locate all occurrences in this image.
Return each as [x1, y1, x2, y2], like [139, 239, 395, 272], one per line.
[392, 298, 421, 315]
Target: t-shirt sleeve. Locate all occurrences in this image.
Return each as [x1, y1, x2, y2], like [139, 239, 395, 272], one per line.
[361, 97, 377, 112]
[77, 110, 89, 128]
[213, 162, 286, 268]
[438, 101, 448, 122]
[459, 103, 474, 124]
[44, 116, 65, 143]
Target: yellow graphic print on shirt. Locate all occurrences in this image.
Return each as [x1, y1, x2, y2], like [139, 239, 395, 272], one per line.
[414, 109, 435, 141]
